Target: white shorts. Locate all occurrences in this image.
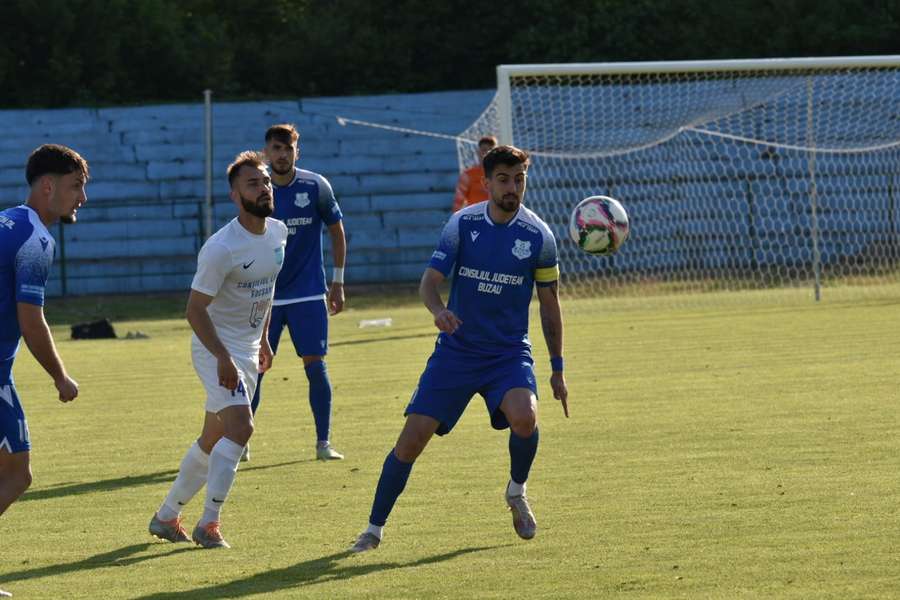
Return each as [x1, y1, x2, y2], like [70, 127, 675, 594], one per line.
[191, 338, 259, 414]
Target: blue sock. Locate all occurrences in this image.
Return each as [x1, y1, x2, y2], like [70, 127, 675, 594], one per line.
[305, 361, 332, 442]
[509, 426, 539, 485]
[250, 371, 265, 416]
[369, 451, 414, 526]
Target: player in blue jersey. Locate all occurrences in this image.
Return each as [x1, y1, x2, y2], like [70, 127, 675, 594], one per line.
[0, 144, 88, 596]
[247, 123, 346, 461]
[350, 145, 568, 553]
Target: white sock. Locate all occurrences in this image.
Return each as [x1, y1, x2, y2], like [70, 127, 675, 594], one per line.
[158, 442, 210, 521]
[507, 479, 526, 497]
[199, 437, 244, 527]
[365, 523, 384, 540]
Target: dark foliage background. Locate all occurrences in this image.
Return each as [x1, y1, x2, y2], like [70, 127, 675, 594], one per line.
[1, 0, 898, 107]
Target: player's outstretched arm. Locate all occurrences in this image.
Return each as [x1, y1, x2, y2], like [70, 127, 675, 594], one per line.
[186, 290, 239, 390]
[327, 221, 346, 316]
[537, 282, 568, 417]
[17, 302, 78, 402]
[419, 267, 461, 334]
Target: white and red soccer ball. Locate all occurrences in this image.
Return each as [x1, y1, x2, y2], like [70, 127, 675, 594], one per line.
[569, 195, 630, 256]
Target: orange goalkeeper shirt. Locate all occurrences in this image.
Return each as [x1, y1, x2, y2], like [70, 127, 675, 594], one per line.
[451, 164, 489, 212]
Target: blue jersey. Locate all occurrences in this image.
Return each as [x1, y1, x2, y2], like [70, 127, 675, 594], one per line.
[428, 202, 560, 357]
[271, 167, 342, 304]
[0, 206, 55, 384]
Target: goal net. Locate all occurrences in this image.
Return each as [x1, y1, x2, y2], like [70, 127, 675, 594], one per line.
[457, 57, 900, 306]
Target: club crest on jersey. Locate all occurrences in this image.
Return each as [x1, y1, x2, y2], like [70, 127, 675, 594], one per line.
[294, 192, 310, 208]
[512, 239, 531, 260]
[274, 246, 285, 265]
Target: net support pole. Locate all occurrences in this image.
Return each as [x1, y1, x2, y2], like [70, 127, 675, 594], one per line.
[806, 77, 822, 302]
[496, 66, 514, 145]
[203, 89, 214, 242]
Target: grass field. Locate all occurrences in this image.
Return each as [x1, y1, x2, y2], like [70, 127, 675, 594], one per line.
[1, 286, 899, 599]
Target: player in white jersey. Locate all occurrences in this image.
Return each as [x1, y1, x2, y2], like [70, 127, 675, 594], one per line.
[149, 151, 287, 549]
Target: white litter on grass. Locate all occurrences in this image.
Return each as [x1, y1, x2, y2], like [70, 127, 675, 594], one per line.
[358, 318, 392, 328]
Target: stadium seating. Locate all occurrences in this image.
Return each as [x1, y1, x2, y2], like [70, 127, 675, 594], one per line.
[1, 87, 895, 295]
[0, 91, 493, 295]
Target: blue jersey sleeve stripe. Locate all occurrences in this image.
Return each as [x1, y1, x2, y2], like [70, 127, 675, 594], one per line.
[13, 228, 52, 306]
[314, 172, 342, 226]
[428, 251, 454, 276]
[427, 212, 462, 274]
[322, 208, 342, 226]
[15, 287, 45, 305]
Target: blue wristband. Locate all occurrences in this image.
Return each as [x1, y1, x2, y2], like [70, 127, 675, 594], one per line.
[550, 356, 564, 372]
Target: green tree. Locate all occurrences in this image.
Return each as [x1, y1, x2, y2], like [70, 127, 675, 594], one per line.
[0, 0, 898, 108]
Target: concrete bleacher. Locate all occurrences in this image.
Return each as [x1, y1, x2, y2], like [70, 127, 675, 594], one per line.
[0, 90, 494, 295]
[2, 80, 898, 297]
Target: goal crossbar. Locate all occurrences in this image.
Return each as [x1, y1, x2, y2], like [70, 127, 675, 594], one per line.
[462, 55, 900, 305]
[497, 55, 900, 79]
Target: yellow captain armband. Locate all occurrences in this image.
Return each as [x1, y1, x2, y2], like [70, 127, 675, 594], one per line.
[534, 265, 560, 285]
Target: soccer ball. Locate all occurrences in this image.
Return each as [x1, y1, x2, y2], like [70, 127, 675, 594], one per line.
[569, 195, 630, 256]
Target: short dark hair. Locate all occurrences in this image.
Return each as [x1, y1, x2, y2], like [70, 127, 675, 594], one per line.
[482, 144, 530, 177]
[227, 151, 267, 187]
[478, 135, 498, 148]
[265, 123, 299, 145]
[25, 144, 89, 186]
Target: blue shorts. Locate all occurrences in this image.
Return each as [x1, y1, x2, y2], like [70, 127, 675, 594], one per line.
[0, 383, 30, 454]
[405, 350, 538, 436]
[268, 300, 329, 357]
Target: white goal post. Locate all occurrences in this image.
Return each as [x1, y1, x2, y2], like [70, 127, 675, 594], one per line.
[459, 55, 900, 304]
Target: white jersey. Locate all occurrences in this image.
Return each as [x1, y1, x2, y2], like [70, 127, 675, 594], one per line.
[190, 217, 288, 356]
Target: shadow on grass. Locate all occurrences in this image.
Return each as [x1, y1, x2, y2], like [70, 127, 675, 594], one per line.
[132, 545, 507, 599]
[21, 460, 306, 503]
[0, 542, 193, 584]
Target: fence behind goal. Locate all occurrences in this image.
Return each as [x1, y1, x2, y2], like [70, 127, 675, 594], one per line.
[457, 56, 900, 305]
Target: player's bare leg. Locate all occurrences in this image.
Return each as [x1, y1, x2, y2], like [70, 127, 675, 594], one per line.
[0, 450, 31, 597]
[197, 409, 227, 455]
[392, 413, 439, 463]
[350, 414, 439, 553]
[500, 389, 539, 540]
[0, 449, 31, 517]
